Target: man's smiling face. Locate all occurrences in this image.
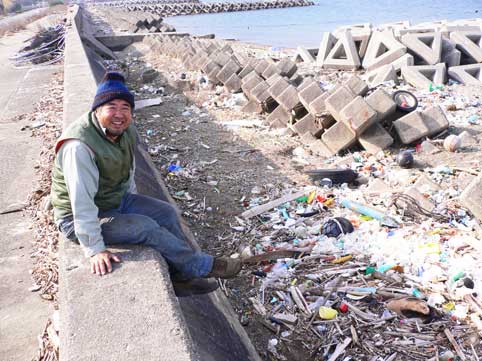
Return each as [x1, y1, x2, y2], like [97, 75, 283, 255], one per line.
[95, 99, 133, 138]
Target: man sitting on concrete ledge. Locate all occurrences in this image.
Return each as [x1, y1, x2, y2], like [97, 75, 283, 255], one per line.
[51, 71, 241, 282]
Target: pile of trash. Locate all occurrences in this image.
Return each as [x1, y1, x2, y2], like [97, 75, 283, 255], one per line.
[234, 150, 482, 360]
[109, 24, 482, 359]
[10, 23, 65, 67]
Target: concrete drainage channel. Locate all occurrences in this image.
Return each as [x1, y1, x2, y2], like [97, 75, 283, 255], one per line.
[60, 5, 260, 361]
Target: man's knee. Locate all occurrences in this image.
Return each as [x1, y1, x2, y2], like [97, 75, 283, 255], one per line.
[113, 214, 160, 238]
[137, 216, 161, 236]
[153, 201, 180, 225]
[163, 202, 178, 220]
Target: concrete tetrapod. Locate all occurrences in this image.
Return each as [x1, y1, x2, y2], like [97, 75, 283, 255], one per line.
[290, 113, 321, 136]
[365, 64, 398, 87]
[298, 82, 324, 111]
[321, 121, 357, 154]
[316, 32, 336, 66]
[393, 111, 430, 144]
[460, 172, 482, 222]
[267, 76, 290, 102]
[339, 96, 378, 136]
[308, 92, 330, 117]
[441, 36, 462, 67]
[277, 84, 301, 111]
[322, 30, 361, 71]
[296, 46, 316, 63]
[324, 85, 356, 121]
[359, 123, 394, 154]
[365, 88, 396, 120]
[421, 105, 449, 135]
[401, 63, 446, 89]
[450, 31, 482, 63]
[362, 30, 407, 71]
[350, 29, 372, 58]
[343, 75, 368, 96]
[448, 64, 482, 85]
[401, 31, 442, 65]
[277, 57, 298, 77]
[391, 53, 415, 72]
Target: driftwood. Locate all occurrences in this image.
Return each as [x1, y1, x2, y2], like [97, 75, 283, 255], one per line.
[242, 250, 301, 264]
[241, 187, 315, 219]
[444, 329, 466, 361]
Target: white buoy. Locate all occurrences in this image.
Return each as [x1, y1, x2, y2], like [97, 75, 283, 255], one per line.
[443, 134, 461, 152]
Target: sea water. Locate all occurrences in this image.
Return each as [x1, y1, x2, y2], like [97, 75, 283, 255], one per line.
[167, 0, 481, 48]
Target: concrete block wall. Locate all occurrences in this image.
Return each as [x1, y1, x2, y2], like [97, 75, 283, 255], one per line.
[61, 6, 260, 361]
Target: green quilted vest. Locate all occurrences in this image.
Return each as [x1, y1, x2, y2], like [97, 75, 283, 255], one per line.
[51, 111, 136, 220]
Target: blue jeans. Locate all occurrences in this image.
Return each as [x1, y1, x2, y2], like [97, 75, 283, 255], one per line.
[58, 192, 213, 279]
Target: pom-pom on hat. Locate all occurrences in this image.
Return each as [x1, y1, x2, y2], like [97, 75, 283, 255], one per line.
[91, 72, 135, 111]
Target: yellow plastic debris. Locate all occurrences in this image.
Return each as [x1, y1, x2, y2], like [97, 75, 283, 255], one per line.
[307, 190, 316, 205]
[332, 255, 353, 264]
[318, 306, 338, 320]
[324, 198, 335, 207]
[418, 242, 441, 255]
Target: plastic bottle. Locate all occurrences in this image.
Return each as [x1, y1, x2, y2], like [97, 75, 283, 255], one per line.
[411, 288, 425, 299]
[377, 264, 395, 273]
[447, 271, 466, 291]
[319, 178, 333, 187]
[468, 114, 478, 124]
[308, 296, 325, 312]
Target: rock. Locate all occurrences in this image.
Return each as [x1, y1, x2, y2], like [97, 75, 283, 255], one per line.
[414, 174, 441, 193]
[400, 187, 435, 212]
[420, 140, 440, 154]
[141, 69, 158, 83]
[387, 297, 430, 318]
[460, 173, 482, 221]
[365, 178, 394, 195]
[459, 131, 478, 147]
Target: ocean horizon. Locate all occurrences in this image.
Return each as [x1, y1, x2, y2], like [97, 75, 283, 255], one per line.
[166, 0, 481, 48]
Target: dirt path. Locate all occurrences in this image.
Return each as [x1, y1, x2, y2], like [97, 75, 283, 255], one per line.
[0, 29, 60, 360]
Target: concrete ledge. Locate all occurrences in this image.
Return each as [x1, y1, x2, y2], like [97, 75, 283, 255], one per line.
[62, 5, 97, 127]
[59, 241, 195, 361]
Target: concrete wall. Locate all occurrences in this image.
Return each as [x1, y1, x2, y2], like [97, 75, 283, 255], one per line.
[60, 5, 259, 361]
[62, 5, 97, 126]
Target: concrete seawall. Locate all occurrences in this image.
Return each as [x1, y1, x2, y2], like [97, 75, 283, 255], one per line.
[59, 5, 259, 361]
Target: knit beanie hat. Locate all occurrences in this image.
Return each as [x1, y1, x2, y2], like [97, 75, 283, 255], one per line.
[91, 72, 135, 111]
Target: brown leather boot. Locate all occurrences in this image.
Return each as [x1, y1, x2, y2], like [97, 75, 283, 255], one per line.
[207, 257, 242, 279]
[172, 278, 219, 297]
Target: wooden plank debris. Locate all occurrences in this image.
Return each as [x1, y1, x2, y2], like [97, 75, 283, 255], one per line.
[327, 337, 352, 361]
[444, 328, 467, 361]
[241, 187, 315, 219]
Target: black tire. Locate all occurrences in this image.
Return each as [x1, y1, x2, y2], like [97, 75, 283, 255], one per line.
[305, 168, 358, 184]
[392, 90, 418, 113]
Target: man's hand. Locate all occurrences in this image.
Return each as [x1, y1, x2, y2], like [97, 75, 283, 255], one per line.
[90, 251, 121, 276]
